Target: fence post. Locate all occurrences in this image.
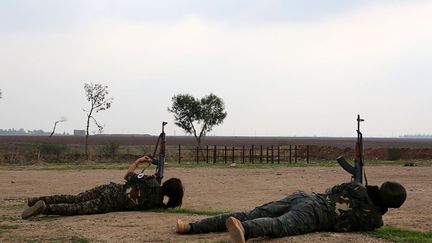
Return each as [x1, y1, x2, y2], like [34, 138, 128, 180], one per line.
[242, 146, 245, 163]
[289, 145, 292, 164]
[224, 146, 227, 164]
[271, 145, 274, 164]
[206, 145, 209, 163]
[213, 145, 217, 164]
[260, 145, 263, 163]
[294, 145, 297, 163]
[277, 146, 280, 163]
[251, 145, 254, 163]
[178, 144, 181, 164]
[232, 146, 235, 164]
[306, 145, 309, 163]
[266, 147, 269, 163]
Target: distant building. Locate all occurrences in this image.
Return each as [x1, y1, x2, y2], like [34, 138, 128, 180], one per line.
[74, 130, 86, 136]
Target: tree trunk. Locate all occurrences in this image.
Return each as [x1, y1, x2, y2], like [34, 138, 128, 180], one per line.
[85, 115, 91, 160]
[195, 136, 206, 161]
[50, 121, 58, 137]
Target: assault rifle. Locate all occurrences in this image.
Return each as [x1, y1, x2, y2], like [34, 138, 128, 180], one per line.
[336, 115, 367, 185]
[142, 121, 167, 185]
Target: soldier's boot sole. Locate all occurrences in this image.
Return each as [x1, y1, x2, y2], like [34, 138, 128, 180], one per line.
[27, 197, 40, 207]
[21, 200, 46, 219]
[226, 216, 246, 243]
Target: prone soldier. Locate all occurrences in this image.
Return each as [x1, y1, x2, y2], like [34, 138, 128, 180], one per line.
[176, 181, 406, 243]
[21, 155, 184, 219]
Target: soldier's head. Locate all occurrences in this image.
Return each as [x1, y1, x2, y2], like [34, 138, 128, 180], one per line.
[162, 178, 184, 208]
[379, 181, 407, 208]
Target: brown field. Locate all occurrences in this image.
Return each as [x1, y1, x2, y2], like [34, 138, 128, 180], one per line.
[0, 164, 431, 242]
[2, 135, 432, 162]
[2, 135, 432, 148]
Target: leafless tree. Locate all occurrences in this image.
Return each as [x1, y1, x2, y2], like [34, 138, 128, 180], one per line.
[83, 83, 113, 159]
[49, 117, 67, 137]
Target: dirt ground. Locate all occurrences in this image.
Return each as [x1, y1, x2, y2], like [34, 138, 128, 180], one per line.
[1, 165, 431, 242]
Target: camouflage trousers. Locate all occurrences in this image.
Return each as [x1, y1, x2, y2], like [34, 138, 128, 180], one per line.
[35, 183, 126, 216]
[190, 192, 336, 239]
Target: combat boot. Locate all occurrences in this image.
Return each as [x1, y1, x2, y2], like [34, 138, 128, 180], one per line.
[226, 216, 245, 243]
[21, 200, 46, 219]
[27, 197, 40, 207]
[176, 219, 191, 234]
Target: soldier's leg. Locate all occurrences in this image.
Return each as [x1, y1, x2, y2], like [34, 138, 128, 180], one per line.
[189, 193, 304, 234]
[43, 198, 107, 216]
[242, 199, 334, 239]
[32, 185, 110, 205]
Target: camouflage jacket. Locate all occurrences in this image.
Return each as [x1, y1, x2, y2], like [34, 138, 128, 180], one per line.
[123, 172, 164, 210]
[322, 182, 384, 232]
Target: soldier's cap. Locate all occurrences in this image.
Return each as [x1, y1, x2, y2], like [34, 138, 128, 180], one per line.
[379, 181, 407, 208]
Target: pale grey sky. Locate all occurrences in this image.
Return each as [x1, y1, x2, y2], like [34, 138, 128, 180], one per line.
[0, 0, 431, 137]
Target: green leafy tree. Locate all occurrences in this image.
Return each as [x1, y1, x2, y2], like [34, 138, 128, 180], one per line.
[168, 93, 227, 150]
[83, 83, 113, 159]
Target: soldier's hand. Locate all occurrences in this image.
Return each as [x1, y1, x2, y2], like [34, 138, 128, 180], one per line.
[136, 155, 152, 164]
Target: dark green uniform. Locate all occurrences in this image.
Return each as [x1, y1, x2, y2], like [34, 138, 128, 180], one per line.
[189, 182, 383, 239]
[123, 172, 164, 210]
[38, 173, 163, 216]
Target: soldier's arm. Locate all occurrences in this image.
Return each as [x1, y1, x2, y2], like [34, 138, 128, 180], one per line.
[325, 182, 362, 194]
[124, 156, 152, 180]
[325, 183, 347, 194]
[334, 203, 383, 232]
[333, 183, 383, 232]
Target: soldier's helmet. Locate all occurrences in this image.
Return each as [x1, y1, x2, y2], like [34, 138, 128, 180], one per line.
[379, 181, 407, 208]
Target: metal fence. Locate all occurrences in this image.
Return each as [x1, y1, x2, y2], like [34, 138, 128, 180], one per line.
[174, 144, 309, 164]
[0, 142, 309, 164]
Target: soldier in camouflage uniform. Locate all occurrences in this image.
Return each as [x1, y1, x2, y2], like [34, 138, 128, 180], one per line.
[176, 181, 406, 243]
[21, 155, 184, 219]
